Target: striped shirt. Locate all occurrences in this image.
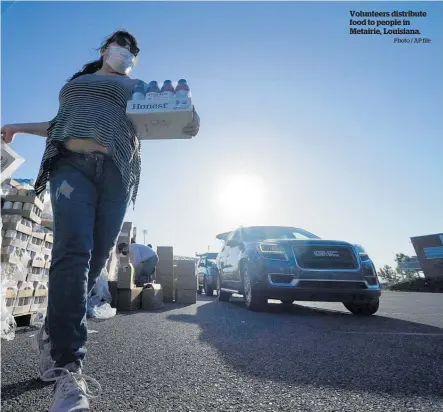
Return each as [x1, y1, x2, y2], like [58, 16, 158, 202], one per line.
[34, 73, 146, 205]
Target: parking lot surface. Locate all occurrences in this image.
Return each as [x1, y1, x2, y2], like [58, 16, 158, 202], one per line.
[2, 291, 442, 411]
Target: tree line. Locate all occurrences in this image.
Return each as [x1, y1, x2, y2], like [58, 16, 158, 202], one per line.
[377, 253, 422, 284]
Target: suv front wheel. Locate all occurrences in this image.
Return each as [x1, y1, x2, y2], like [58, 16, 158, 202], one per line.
[243, 268, 268, 312]
[217, 275, 231, 302]
[204, 278, 214, 297]
[343, 298, 379, 316]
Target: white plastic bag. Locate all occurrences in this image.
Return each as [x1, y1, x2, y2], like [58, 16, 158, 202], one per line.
[1, 282, 17, 341]
[94, 303, 116, 319]
[93, 270, 112, 304]
[30, 308, 47, 329]
[87, 268, 115, 320]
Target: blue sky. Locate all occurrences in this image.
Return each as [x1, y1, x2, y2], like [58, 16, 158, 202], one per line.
[2, 1, 442, 269]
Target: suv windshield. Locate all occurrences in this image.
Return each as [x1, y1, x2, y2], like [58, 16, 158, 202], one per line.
[242, 227, 320, 242]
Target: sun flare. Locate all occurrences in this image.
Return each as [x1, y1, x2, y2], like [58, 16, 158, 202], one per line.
[214, 173, 266, 227]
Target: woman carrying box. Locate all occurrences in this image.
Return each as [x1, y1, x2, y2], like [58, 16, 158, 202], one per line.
[1, 30, 200, 412]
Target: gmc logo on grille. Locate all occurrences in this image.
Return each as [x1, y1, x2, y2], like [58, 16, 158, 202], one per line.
[313, 250, 340, 258]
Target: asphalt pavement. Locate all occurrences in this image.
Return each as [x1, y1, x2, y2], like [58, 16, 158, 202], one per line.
[2, 291, 443, 412]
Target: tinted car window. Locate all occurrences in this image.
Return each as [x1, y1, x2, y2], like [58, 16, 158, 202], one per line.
[232, 230, 241, 241]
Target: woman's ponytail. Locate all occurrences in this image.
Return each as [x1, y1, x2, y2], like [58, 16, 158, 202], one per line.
[67, 56, 104, 82]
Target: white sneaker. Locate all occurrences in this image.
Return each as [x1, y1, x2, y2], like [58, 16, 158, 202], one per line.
[44, 366, 101, 412]
[33, 324, 57, 382]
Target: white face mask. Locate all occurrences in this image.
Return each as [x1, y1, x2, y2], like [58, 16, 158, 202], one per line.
[104, 46, 135, 74]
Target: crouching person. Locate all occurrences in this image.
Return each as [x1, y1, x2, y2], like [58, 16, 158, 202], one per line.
[118, 241, 159, 286]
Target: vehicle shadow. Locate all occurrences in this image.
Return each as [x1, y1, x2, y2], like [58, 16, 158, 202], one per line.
[168, 297, 443, 398]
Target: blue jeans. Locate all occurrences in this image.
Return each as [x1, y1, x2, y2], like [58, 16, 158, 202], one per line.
[46, 151, 131, 368]
[136, 255, 159, 286]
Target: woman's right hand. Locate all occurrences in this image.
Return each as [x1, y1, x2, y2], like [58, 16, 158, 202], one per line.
[1, 124, 20, 144]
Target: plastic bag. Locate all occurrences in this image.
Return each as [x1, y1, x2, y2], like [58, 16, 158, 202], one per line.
[1, 282, 17, 341]
[87, 268, 115, 320]
[94, 303, 116, 319]
[30, 308, 47, 329]
[93, 270, 112, 304]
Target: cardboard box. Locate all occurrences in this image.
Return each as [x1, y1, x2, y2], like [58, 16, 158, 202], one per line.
[156, 262, 176, 303]
[30, 254, 46, 269]
[157, 246, 173, 262]
[13, 281, 34, 315]
[4, 283, 18, 310]
[27, 266, 44, 282]
[117, 222, 135, 245]
[3, 193, 44, 211]
[126, 93, 193, 140]
[1, 218, 33, 237]
[32, 231, 45, 240]
[175, 288, 197, 304]
[156, 274, 175, 285]
[156, 270, 175, 283]
[1, 247, 30, 267]
[174, 260, 197, 290]
[157, 259, 174, 272]
[141, 283, 164, 310]
[117, 263, 135, 289]
[2, 231, 30, 249]
[27, 236, 44, 253]
[108, 281, 118, 309]
[162, 287, 175, 303]
[1, 143, 25, 183]
[30, 282, 48, 312]
[117, 287, 143, 311]
[31, 223, 46, 240]
[175, 275, 198, 290]
[41, 269, 49, 283]
[41, 240, 52, 256]
[174, 260, 196, 275]
[2, 208, 42, 225]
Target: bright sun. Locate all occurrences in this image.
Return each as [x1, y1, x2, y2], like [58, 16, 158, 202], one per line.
[214, 173, 266, 227]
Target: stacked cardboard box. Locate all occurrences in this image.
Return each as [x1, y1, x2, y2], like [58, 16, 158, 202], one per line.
[13, 281, 34, 316]
[116, 221, 143, 311]
[1, 179, 53, 318]
[156, 246, 175, 302]
[2, 188, 44, 225]
[30, 282, 48, 312]
[141, 283, 164, 310]
[108, 221, 136, 307]
[174, 259, 197, 304]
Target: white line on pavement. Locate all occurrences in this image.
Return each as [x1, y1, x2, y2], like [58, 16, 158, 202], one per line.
[337, 331, 443, 337]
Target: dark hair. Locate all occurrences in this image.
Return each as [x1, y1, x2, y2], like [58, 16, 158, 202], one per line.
[117, 242, 128, 253]
[147, 244, 153, 248]
[68, 30, 139, 82]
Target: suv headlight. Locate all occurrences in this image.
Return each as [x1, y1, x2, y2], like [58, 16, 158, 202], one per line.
[355, 244, 379, 285]
[257, 243, 289, 261]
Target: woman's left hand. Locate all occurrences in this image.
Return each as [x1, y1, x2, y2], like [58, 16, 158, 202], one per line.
[182, 107, 200, 137]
